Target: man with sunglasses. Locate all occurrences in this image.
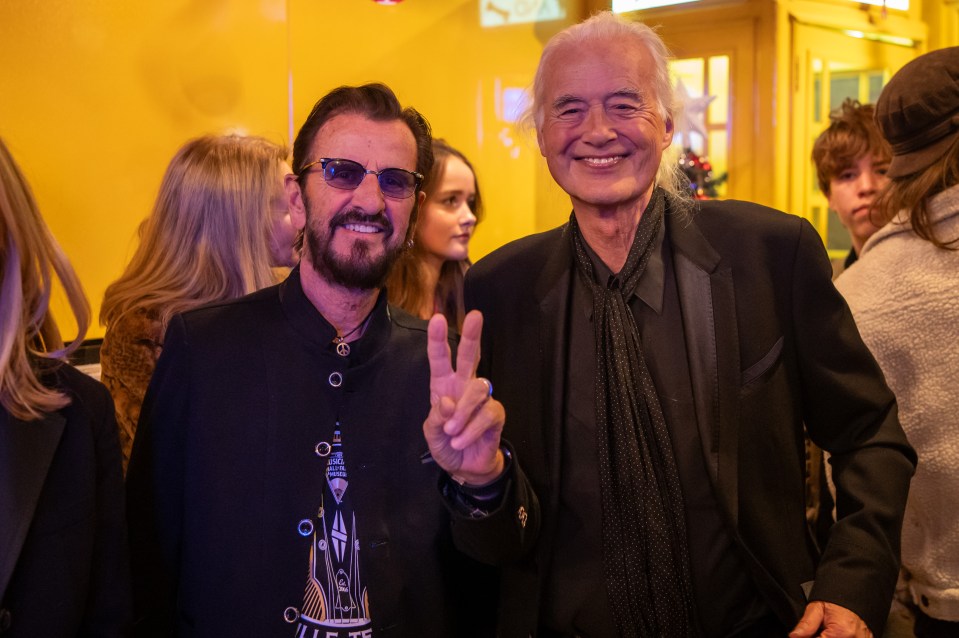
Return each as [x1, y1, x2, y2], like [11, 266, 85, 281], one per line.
[127, 83, 536, 637]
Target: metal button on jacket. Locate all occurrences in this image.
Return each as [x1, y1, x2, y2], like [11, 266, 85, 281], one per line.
[328, 372, 343, 387]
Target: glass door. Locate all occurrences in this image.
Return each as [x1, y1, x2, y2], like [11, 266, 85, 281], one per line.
[791, 21, 915, 258]
[661, 17, 756, 203]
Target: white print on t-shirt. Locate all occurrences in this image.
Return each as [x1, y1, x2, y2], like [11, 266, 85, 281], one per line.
[286, 427, 373, 637]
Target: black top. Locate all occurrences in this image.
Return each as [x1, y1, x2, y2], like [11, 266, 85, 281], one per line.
[1, 364, 130, 637]
[542, 213, 770, 637]
[126, 267, 505, 636]
[844, 248, 859, 270]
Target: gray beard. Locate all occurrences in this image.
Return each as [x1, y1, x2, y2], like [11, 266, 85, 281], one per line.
[302, 198, 404, 291]
[307, 229, 402, 291]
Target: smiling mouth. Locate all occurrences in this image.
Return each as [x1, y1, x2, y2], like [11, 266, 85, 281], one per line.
[341, 222, 383, 234]
[330, 209, 393, 237]
[579, 155, 625, 167]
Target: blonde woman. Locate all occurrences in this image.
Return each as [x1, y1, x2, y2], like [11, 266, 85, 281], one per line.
[100, 134, 291, 469]
[0, 136, 130, 633]
[387, 139, 480, 330]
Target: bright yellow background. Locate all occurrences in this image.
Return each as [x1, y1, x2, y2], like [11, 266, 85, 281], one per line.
[0, 0, 577, 339]
[2, 0, 954, 340]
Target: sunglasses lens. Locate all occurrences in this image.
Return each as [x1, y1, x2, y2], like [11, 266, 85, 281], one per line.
[378, 169, 416, 198]
[319, 159, 416, 198]
[323, 159, 365, 189]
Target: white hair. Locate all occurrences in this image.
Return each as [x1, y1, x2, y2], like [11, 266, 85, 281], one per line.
[526, 11, 691, 206]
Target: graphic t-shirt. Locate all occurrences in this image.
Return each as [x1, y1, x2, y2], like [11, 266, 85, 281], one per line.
[289, 425, 372, 637]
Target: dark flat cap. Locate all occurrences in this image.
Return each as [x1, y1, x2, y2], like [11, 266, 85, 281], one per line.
[876, 46, 959, 178]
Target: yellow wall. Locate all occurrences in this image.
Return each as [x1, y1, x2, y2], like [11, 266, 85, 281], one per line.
[5, 0, 955, 341]
[0, 0, 580, 339]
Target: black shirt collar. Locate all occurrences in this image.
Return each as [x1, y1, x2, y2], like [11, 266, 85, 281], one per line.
[577, 212, 667, 315]
[278, 265, 391, 362]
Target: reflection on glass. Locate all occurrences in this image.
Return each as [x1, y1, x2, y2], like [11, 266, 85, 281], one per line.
[707, 130, 727, 197]
[708, 56, 729, 124]
[501, 87, 529, 124]
[480, 0, 565, 27]
[669, 55, 729, 198]
[613, 0, 699, 11]
[852, 0, 908, 10]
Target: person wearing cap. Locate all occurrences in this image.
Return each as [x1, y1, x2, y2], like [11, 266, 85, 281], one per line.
[836, 46, 959, 638]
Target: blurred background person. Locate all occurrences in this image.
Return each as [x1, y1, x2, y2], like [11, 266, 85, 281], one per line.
[0, 136, 130, 635]
[100, 134, 291, 470]
[812, 98, 892, 278]
[807, 98, 893, 549]
[387, 139, 480, 330]
[836, 47, 959, 638]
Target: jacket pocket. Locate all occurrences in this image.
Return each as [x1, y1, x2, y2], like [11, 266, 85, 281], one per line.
[741, 336, 784, 387]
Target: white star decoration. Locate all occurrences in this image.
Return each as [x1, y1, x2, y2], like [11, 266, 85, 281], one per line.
[673, 78, 716, 149]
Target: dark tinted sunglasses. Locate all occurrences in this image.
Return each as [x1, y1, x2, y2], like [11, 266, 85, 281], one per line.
[298, 157, 422, 199]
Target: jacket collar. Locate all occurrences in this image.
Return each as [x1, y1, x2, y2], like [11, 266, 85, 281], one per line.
[279, 265, 391, 363]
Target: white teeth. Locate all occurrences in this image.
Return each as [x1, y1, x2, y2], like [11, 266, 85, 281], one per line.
[342, 223, 380, 234]
[583, 156, 622, 166]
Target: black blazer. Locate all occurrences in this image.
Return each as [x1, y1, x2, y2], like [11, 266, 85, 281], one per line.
[0, 364, 131, 637]
[465, 198, 916, 637]
[126, 275, 536, 637]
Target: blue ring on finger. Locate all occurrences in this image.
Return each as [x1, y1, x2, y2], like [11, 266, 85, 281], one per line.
[481, 378, 493, 397]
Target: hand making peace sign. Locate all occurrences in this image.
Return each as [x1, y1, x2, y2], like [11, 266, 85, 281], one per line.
[422, 310, 506, 486]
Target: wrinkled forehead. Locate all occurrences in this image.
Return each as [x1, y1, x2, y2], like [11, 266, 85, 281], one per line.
[536, 39, 660, 113]
[309, 113, 417, 169]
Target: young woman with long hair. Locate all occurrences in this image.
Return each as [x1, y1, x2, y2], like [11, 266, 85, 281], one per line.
[387, 139, 480, 330]
[100, 134, 292, 469]
[1, 136, 130, 633]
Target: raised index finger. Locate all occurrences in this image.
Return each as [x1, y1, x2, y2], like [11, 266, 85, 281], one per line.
[455, 310, 484, 381]
[427, 313, 454, 384]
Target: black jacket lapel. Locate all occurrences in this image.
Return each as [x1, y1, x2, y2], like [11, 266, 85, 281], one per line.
[668, 209, 742, 527]
[0, 411, 66, 600]
[533, 224, 574, 520]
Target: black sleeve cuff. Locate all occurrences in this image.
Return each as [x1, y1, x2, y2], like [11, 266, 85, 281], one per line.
[440, 446, 513, 518]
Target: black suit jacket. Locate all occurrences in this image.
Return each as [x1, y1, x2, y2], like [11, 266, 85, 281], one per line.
[465, 198, 916, 636]
[126, 272, 536, 637]
[0, 364, 131, 637]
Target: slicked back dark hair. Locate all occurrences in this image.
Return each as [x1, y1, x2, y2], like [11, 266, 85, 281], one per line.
[291, 83, 433, 188]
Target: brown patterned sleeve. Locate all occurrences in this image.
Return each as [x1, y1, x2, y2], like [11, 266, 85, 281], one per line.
[100, 310, 164, 474]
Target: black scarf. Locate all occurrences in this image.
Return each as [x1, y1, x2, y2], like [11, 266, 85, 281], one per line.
[569, 188, 696, 637]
